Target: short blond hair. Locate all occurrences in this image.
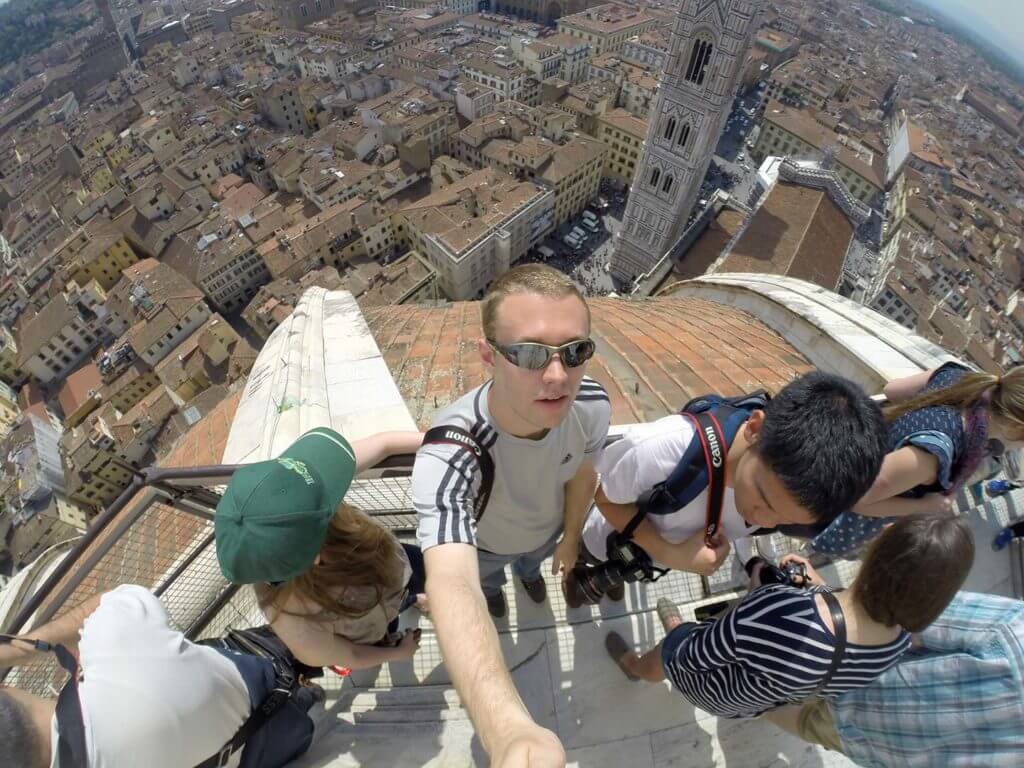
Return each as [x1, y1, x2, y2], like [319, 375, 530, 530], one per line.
[481, 264, 588, 341]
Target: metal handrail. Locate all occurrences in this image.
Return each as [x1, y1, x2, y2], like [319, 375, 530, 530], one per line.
[2, 454, 422, 640]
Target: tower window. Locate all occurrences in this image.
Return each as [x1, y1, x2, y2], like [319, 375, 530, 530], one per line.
[662, 175, 674, 195]
[649, 168, 661, 188]
[685, 35, 714, 85]
[676, 123, 691, 148]
[663, 116, 676, 142]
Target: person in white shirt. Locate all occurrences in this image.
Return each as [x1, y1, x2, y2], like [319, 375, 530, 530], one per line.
[570, 373, 890, 601]
[0, 585, 317, 768]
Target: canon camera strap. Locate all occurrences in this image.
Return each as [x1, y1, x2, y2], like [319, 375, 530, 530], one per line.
[421, 425, 495, 520]
[622, 410, 728, 547]
[685, 410, 728, 546]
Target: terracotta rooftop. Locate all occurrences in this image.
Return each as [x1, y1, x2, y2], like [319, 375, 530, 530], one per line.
[674, 209, 746, 281]
[363, 296, 813, 428]
[56, 363, 102, 423]
[716, 181, 855, 291]
[162, 387, 244, 469]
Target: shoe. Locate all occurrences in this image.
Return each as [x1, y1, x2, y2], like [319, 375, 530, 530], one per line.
[606, 581, 625, 602]
[303, 681, 327, 706]
[656, 598, 683, 633]
[519, 575, 547, 604]
[993, 526, 1015, 552]
[604, 632, 639, 682]
[562, 570, 584, 609]
[485, 590, 507, 618]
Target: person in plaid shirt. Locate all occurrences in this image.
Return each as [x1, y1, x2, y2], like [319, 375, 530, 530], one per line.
[764, 590, 1024, 767]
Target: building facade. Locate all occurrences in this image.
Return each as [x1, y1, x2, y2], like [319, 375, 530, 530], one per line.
[396, 170, 554, 300]
[612, 0, 762, 282]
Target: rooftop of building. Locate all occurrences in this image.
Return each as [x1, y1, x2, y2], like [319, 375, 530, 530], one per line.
[558, 3, 656, 34]
[761, 101, 885, 188]
[397, 167, 548, 256]
[714, 181, 855, 291]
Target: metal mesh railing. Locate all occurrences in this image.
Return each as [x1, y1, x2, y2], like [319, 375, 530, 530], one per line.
[0, 458, 422, 697]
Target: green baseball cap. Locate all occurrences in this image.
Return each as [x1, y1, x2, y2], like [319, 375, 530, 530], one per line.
[215, 427, 357, 584]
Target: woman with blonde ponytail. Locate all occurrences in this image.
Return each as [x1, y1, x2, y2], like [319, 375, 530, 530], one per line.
[797, 361, 1024, 556]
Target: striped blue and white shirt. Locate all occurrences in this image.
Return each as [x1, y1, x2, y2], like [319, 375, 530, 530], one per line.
[663, 584, 910, 718]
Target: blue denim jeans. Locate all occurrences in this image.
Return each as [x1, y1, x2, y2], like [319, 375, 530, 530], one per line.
[477, 530, 562, 598]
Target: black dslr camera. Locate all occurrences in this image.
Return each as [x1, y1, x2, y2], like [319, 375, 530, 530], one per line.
[744, 557, 810, 588]
[567, 532, 665, 605]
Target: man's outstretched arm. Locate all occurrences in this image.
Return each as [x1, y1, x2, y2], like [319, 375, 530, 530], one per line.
[425, 544, 565, 768]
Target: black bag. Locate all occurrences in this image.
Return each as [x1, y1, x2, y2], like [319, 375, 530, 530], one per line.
[194, 626, 311, 768]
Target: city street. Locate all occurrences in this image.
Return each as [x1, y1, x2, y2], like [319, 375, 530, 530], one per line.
[524, 184, 629, 296]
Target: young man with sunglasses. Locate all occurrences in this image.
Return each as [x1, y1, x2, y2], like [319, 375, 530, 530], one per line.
[411, 265, 609, 768]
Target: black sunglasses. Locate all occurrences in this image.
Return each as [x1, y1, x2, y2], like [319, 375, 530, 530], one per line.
[487, 339, 596, 370]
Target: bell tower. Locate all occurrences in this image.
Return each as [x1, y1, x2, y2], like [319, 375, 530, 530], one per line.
[611, 0, 763, 283]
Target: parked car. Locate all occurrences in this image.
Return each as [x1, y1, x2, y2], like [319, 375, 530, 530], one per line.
[538, 245, 556, 260]
[563, 234, 580, 248]
[571, 226, 588, 241]
[582, 210, 599, 224]
[582, 219, 600, 233]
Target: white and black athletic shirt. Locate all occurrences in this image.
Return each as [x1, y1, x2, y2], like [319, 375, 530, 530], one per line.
[664, 584, 911, 718]
[412, 378, 611, 555]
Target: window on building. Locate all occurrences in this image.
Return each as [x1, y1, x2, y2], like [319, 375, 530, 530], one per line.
[315, 0, 321, 9]
[685, 35, 714, 85]
[676, 123, 691, 148]
[663, 116, 676, 141]
[662, 175, 674, 195]
[649, 168, 661, 188]
[300, 4, 307, 16]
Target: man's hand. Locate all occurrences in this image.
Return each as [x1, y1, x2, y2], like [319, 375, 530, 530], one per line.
[550, 536, 578, 579]
[690, 534, 731, 576]
[394, 629, 422, 662]
[492, 723, 566, 768]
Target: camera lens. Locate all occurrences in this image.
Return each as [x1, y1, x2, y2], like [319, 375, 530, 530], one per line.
[570, 561, 624, 605]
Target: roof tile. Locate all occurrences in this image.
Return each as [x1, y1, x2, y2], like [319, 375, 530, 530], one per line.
[364, 296, 815, 428]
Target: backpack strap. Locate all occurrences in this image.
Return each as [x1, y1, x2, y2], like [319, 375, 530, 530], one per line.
[52, 644, 87, 767]
[196, 628, 299, 768]
[814, 590, 847, 694]
[0, 633, 88, 766]
[622, 409, 730, 547]
[421, 425, 495, 521]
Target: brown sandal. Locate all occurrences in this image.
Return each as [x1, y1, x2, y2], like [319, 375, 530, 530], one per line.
[656, 598, 684, 633]
[605, 631, 640, 681]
